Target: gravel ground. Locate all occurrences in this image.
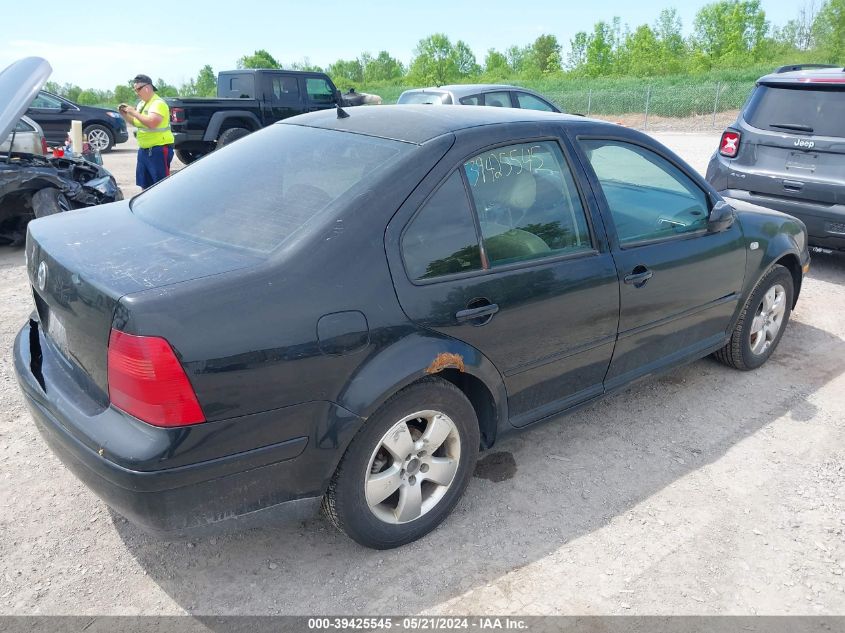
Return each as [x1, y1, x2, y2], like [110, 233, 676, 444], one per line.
[0, 131, 843, 616]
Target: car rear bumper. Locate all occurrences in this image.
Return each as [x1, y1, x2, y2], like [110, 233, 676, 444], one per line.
[172, 131, 209, 149]
[720, 188, 845, 252]
[13, 318, 360, 535]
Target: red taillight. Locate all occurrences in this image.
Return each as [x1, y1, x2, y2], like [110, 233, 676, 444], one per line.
[171, 107, 185, 124]
[107, 329, 205, 427]
[719, 130, 741, 158]
[40, 136, 49, 156]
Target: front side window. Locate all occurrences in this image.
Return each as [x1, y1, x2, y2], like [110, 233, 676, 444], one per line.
[402, 172, 482, 280]
[464, 141, 592, 267]
[515, 92, 555, 112]
[306, 78, 334, 103]
[30, 92, 62, 109]
[580, 140, 709, 246]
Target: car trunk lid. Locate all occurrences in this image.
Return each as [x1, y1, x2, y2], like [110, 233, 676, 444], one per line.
[26, 201, 261, 400]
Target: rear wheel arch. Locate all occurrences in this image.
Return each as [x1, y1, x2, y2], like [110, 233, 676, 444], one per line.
[335, 335, 507, 448]
[219, 117, 257, 134]
[434, 368, 498, 449]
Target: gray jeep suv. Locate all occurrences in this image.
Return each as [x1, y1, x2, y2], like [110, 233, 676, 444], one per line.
[706, 64, 844, 252]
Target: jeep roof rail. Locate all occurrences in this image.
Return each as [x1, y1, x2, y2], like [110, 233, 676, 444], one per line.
[774, 63, 840, 74]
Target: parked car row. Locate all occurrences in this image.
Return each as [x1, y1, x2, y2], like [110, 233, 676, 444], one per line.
[3, 56, 840, 549]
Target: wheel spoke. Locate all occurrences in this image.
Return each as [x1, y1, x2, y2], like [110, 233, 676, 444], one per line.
[421, 414, 452, 452]
[424, 457, 458, 487]
[766, 322, 778, 343]
[762, 288, 775, 313]
[381, 421, 414, 461]
[770, 290, 785, 319]
[366, 464, 402, 506]
[395, 482, 422, 522]
[750, 330, 766, 354]
[750, 315, 766, 335]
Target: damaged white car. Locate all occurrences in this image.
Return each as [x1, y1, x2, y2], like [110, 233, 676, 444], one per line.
[0, 57, 121, 245]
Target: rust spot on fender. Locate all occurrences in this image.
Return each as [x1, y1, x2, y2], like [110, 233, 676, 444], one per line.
[426, 352, 465, 374]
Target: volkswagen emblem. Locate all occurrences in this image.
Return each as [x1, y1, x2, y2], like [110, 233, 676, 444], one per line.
[36, 261, 48, 292]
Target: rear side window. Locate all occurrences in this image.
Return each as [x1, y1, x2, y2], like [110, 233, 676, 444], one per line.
[402, 172, 482, 280]
[271, 76, 300, 102]
[745, 85, 845, 138]
[460, 95, 481, 105]
[464, 141, 592, 267]
[132, 125, 409, 255]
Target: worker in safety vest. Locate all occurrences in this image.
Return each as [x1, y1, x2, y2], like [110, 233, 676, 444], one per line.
[118, 74, 175, 189]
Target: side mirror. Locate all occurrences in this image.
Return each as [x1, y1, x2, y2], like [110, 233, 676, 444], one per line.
[708, 200, 735, 233]
[60, 102, 70, 111]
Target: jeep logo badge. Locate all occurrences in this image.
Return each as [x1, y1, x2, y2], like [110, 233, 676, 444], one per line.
[794, 139, 815, 149]
[36, 261, 48, 292]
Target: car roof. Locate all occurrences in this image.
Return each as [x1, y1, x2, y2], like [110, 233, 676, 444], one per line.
[284, 104, 597, 144]
[758, 65, 845, 86]
[401, 84, 532, 98]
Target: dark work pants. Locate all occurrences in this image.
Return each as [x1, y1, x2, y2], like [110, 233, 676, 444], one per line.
[136, 144, 174, 189]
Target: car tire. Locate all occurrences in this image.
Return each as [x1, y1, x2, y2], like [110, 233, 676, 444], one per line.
[175, 149, 207, 165]
[83, 124, 115, 153]
[322, 378, 480, 549]
[714, 264, 793, 370]
[217, 127, 250, 148]
[32, 188, 73, 218]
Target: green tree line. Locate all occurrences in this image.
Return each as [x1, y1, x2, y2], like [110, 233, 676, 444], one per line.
[45, 0, 843, 108]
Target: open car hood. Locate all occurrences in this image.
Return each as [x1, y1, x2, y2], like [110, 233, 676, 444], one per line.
[0, 57, 52, 144]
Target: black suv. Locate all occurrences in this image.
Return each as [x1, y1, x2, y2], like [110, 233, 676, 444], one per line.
[706, 64, 844, 252]
[26, 91, 129, 152]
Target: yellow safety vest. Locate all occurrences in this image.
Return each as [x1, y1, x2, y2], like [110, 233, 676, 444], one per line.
[134, 95, 175, 149]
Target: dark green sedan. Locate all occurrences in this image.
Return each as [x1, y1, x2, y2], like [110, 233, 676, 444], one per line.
[15, 105, 809, 549]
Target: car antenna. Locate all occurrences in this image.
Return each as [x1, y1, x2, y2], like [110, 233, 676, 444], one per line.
[335, 89, 350, 119]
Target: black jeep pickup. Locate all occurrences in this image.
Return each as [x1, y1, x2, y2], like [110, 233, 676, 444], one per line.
[167, 69, 345, 164]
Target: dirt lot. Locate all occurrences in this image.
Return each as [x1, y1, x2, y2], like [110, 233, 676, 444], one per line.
[1, 132, 844, 616]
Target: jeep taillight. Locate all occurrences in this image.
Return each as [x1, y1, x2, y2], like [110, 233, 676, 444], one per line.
[40, 136, 49, 156]
[719, 130, 741, 158]
[171, 108, 185, 124]
[107, 329, 205, 427]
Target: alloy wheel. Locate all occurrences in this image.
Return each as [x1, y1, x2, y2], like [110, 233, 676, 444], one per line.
[365, 410, 461, 525]
[87, 128, 110, 151]
[749, 283, 786, 355]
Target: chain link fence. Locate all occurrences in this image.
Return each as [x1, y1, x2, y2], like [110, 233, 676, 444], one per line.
[543, 81, 756, 132]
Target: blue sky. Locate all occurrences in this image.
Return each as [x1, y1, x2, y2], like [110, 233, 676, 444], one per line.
[1, 0, 800, 90]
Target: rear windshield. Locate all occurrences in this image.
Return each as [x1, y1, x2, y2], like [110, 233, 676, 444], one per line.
[397, 91, 450, 105]
[131, 124, 409, 255]
[746, 85, 845, 137]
